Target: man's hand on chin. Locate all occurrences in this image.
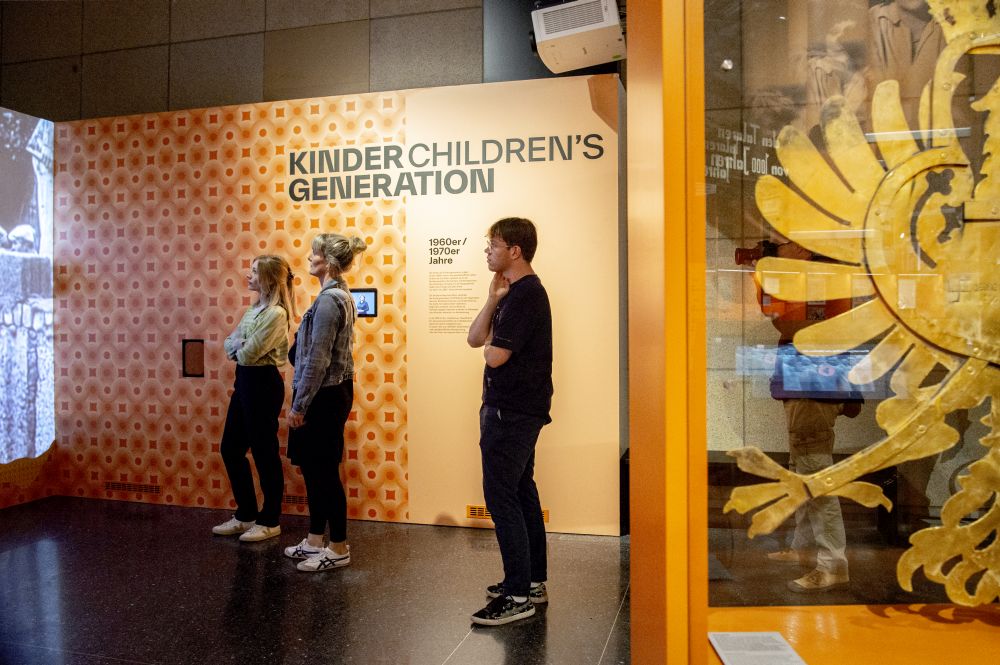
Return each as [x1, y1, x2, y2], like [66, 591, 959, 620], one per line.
[490, 271, 510, 300]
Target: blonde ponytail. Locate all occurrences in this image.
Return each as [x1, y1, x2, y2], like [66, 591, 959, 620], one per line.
[253, 254, 297, 324]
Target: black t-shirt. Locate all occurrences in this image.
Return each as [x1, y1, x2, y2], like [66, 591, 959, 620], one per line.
[482, 274, 553, 421]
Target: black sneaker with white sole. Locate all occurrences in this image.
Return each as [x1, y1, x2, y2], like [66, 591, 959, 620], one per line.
[471, 594, 535, 626]
[486, 581, 548, 604]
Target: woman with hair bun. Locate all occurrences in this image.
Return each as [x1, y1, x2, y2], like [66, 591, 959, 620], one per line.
[213, 254, 297, 542]
[284, 233, 367, 571]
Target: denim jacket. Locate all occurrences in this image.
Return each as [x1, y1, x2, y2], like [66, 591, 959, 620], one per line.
[291, 279, 356, 413]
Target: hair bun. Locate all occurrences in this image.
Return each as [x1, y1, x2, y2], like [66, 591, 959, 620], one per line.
[349, 236, 368, 255]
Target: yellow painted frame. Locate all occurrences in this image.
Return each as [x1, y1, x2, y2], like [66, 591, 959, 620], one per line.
[629, 2, 1000, 662]
[627, 0, 707, 662]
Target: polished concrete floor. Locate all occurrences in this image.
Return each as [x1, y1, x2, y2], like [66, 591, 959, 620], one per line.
[0, 497, 630, 665]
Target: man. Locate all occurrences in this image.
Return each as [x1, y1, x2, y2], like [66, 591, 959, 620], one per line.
[868, 0, 947, 128]
[466, 217, 552, 625]
[756, 240, 858, 592]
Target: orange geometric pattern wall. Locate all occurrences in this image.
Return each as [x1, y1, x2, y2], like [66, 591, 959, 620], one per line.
[50, 93, 408, 521]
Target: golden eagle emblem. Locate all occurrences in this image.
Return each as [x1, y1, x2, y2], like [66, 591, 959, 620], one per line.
[724, 0, 1000, 606]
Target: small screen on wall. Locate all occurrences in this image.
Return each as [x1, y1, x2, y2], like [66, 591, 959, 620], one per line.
[352, 288, 377, 318]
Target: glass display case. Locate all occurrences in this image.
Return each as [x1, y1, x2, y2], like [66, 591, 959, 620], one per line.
[705, 0, 1000, 609]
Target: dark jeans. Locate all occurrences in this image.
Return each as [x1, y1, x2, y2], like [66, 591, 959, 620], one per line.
[479, 404, 548, 598]
[220, 365, 285, 527]
[292, 382, 353, 542]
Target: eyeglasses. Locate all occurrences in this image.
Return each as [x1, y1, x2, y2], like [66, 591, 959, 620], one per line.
[485, 241, 511, 252]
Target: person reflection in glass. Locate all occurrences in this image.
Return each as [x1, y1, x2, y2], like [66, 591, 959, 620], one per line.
[868, 0, 944, 122]
[751, 240, 862, 593]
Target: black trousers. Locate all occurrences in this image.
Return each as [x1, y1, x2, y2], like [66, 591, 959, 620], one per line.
[290, 381, 353, 542]
[479, 404, 548, 597]
[220, 365, 285, 527]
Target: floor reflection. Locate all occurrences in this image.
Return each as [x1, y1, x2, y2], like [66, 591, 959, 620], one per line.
[0, 538, 64, 663]
[0, 497, 629, 664]
[709, 525, 951, 606]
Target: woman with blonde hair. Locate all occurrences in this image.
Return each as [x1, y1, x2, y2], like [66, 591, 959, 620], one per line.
[213, 254, 297, 542]
[284, 233, 367, 571]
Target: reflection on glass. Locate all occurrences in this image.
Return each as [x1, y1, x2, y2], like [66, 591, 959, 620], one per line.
[706, 0, 999, 607]
[0, 539, 64, 658]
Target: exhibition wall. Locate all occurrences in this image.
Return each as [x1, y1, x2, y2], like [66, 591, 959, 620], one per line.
[405, 77, 620, 534]
[0, 1, 487, 122]
[0, 1, 608, 124]
[1, 76, 621, 536]
[47, 94, 407, 519]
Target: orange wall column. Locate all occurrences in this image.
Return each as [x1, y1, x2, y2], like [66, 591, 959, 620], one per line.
[628, 0, 706, 662]
[627, 0, 668, 649]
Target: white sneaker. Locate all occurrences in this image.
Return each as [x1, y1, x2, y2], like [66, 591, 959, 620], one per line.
[212, 517, 254, 536]
[296, 546, 350, 571]
[284, 538, 324, 559]
[787, 568, 849, 593]
[238, 524, 281, 542]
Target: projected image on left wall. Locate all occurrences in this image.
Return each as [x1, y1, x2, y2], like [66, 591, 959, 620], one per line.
[0, 109, 54, 464]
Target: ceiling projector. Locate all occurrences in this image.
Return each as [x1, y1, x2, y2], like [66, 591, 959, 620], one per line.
[531, 0, 626, 74]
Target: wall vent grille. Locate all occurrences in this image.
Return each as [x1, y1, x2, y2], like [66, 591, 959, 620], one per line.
[466, 504, 549, 523]
[283, 494, 309, 505]
[104, 481, 161, 495]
